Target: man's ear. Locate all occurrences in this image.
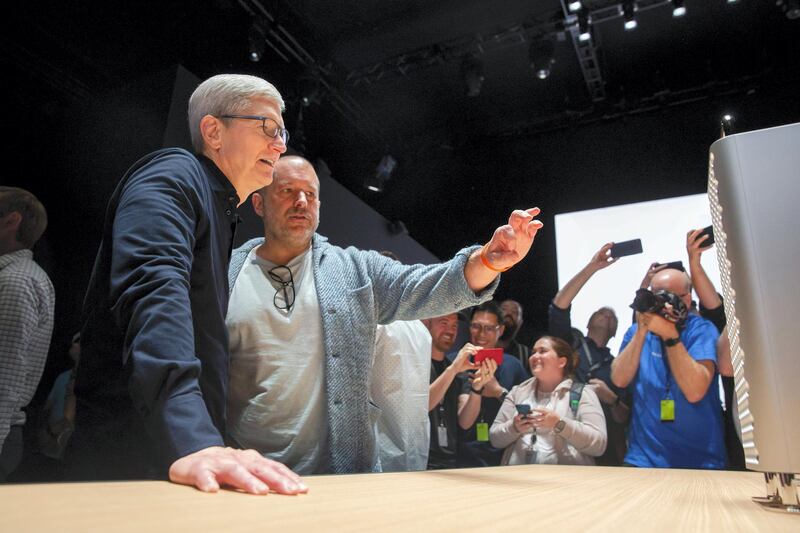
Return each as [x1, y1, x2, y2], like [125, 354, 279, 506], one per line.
[251, 191, 264, 217]
[497, 324, 505, 338]
[199, 115, 223, 151]
[1, 211, 22, 232]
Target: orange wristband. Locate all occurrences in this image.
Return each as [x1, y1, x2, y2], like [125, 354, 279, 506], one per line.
[479, 246, 511, 272]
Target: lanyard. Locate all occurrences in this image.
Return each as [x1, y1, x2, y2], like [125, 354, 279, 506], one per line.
[660, 339, 674, 399]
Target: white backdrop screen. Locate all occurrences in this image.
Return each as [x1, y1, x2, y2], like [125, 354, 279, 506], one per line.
[554, 193, 721, 356]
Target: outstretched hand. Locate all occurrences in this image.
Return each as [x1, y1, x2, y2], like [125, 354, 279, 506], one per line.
[481, 208, 544, 272]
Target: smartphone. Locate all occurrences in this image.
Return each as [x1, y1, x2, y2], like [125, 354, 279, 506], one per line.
[695, 225, 715, 247]
[515, 404, 531, 416]
[658, 260, 685, 272]
[610, 238, 643, 258]
[474, 348, 504, 366]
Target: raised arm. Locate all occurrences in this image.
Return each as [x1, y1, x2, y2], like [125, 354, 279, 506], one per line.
[429, 344, 478, 411]
[552, 243, 616, 310]
[686, 229, 722, 310]
[611, 316, 648, 388]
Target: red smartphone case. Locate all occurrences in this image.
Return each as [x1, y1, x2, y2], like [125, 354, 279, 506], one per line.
[474, 348, 504, 366]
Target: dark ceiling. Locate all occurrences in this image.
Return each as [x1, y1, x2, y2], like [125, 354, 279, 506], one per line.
[5, 0, 800, 341]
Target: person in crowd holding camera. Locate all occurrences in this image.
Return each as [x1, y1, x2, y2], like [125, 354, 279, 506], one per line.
[549, 242, 629, 465]
[611, 268, 726, 469]
[455, 301, 528, 467]
[489, 336, 606, 465]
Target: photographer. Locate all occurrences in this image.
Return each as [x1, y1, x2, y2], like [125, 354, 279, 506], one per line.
[611, 268, 726, 469]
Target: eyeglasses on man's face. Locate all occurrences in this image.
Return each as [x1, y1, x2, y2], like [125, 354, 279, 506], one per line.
[218, 114, 290, 145]
[469, 323, 501, 334]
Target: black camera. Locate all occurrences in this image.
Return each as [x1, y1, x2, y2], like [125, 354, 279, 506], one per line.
[630, 288, 689, 328]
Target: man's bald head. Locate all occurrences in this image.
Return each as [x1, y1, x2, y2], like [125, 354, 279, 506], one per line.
[273, 155, 317, 183]
[651, 268, 692, 307]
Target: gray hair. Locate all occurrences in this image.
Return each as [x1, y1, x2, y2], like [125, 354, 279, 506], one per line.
[0, 187, 48, 249]
[188, 74, 285, 153]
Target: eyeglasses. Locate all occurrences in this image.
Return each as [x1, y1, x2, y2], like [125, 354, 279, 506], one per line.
[267, 265, 295, 312]
[218, 114, 290, 144]
[469, 323, 501, 334]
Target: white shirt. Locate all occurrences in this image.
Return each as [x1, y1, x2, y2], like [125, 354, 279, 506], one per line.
[226, 246, 327, 474]
[371, 320, 431, 472]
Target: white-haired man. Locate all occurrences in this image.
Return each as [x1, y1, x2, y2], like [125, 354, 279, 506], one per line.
[69, 74, 306, 495]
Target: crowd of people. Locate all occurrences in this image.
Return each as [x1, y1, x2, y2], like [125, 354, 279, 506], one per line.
[0, 73, 742, 493]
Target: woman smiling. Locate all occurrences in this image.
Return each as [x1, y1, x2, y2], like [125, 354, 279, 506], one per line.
[489, 336, 607, 465]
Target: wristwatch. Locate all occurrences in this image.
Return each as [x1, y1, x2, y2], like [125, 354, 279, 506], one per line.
[664, 337, 682, 347]
[553, 419, 566, 434]
[498, 389, 508, 402]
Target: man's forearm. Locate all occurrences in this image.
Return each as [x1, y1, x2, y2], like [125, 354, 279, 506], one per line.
[612, 331, 646, 388]
[464, 249, 500, 292]
[688, 259, 722, 309]
[458, 392, 482, 429]
[665, 343, 714, 403]
[553, 264, 596, 309]
[428, 365, 458, 411]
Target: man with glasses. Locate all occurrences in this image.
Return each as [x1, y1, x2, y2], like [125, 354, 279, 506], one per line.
[226, 155, 544, 474]
[611, 268, 726, 469]
[456, 301, 528, 467]
[69, 74, 308, 495]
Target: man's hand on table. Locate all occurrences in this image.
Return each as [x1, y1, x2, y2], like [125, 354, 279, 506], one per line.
[169, 446, 308, 495]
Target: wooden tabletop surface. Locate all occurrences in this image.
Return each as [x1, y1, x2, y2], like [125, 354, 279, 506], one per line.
[1, 464, 796, 532]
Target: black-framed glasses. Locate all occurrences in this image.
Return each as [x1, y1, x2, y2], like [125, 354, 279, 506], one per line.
[218, 114, 290, 144]
[267, 265, 295, 312]
[469, 323, 501, 334]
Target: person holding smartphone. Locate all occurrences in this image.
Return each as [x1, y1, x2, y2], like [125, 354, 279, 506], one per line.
[489, 336, 607, 465]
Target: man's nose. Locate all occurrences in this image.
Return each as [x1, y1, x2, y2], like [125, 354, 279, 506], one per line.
[295, 191, 308, 207]
[272, 135, 288, 154]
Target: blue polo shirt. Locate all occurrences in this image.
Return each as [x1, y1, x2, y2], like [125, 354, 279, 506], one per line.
[620, 313, 726, 469]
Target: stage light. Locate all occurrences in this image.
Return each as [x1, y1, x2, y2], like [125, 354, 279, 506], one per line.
[248, 23, 266, 62]
[623, 1, 637, 30]
[777, 0, 800, 19]
[568, 1, 582, 12]
[461, 56, 485, 97]
[529, 39, 556, 80]
[672, 0, 686, 17]
[721, 113, 736, 136]
[578, 11, 591, 41]
[365, 155, 397, 193]
[727, 0, 738, 4]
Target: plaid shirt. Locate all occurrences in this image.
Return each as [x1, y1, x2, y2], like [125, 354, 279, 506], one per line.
[0, 249, 54, 452]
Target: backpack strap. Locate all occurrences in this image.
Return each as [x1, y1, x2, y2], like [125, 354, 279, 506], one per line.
[569, 381, 585, 417]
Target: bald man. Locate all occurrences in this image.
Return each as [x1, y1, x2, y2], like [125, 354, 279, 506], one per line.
[611, 268, 726, 469]
[225, 155, 544, 474]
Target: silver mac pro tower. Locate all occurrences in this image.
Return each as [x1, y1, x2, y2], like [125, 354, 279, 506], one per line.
[708, 121, 800, 513]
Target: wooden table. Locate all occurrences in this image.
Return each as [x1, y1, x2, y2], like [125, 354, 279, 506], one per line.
[0, 465, 796, 532]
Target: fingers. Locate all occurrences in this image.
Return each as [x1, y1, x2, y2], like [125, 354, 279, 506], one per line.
[215, 460, 271, 495]
[169, 447, 308, 496]
[588, 378, 601, 386]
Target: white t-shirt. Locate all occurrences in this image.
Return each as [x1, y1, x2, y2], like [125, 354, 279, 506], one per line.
[226, 246, 327, 474]
[372, 320, 432, 472]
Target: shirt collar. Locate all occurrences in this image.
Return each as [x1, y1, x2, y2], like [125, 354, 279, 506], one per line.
[0, 249, 33, 270]
[198, 154, 240, 203]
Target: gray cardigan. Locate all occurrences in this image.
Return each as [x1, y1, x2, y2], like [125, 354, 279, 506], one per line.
[228, 234, 498, 473]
